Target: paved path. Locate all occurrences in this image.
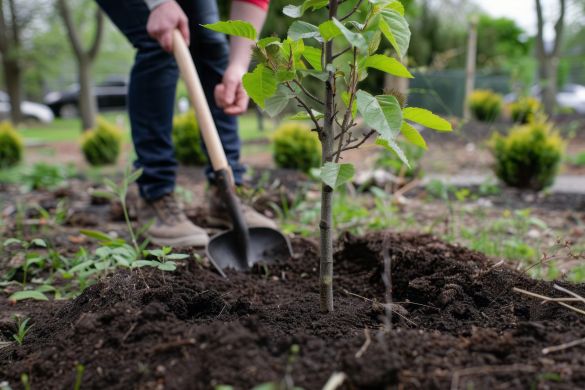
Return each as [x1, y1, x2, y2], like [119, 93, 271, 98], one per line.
[425, 173, 585, 195]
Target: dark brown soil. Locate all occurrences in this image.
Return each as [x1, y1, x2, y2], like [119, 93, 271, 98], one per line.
[1, 232, 584, 389]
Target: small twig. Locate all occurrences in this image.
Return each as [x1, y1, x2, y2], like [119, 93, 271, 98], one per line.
[332, 47, 351, 60]
[339, 0, 364, 21]
[322, 372, 347, 390]
[451, 364, 536, 390]
[122, 322, 137, 342]
[293, 80, 324, 105]
[330, 129, 376, 159]
[542, 337, 585, 355]
[513, 287, 585, 316]
[553, 284, 585, 305]
[286, 82, 322, 132]
[355, 328, 371, 358]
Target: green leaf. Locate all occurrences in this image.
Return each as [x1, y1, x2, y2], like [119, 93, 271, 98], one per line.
[288, 110, 324, 121]
[332, 18, 368, 54]
[319, 20, 342, 41]
[242, 64, 278, 109]
[369, 0, 405, 15]
[320, 162, 355, 188]
[166, 253, 190, 260]
[127, 168, 143, 184]
[367, 31, 382, 55]
[363, 54, 413, 78]
[3, 238, 22, 247]
[9, 290, 49, 302]
[202, 20, 257, 40]
[264, 85, 294, 118]
[276, 70, 296, 82]
[376, 138, 410, 167]
[379, 9, 410, 58]
[298, 69, 329, 81]
[132, 260, 160, 268]
[281, 38, 305, 65]
[302, 46, 322, 71]
[30, 238, 47, 248]
[80, 229, 113, 242]
[283, 0, 329, 18]
[403, 107, 452, 131]
[257, 37, 280, 48]
[91, 190, 114, 199]
[103, 178, 118, 192]
[157, 262, 177, 271]
[400, 122, 427, 150]
[215, 386, 234, 390]
[356, 90, 402, 141]
[288, 21, 322, 41]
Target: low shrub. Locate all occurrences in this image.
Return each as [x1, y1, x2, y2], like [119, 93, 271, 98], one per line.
[172, 110, 206, 166]
[0, 121, 23, 168]
[376, 139, 425, 179]
[81, 117, 123, 166]
[489, 120, 565, 191]
[272, 122, 321, 173]
[509, 97, 541, 124]
[469, 89, 503, 122]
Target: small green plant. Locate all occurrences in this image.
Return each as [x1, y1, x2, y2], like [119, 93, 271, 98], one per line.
[568, 151, 585, 167]
[205, 0, 452, 312]
[74, 364, 85, 390]
[469, 89, 503, 122]
[136, 246, 189, 272]
[272, 122, 321, 173]
[0, 121, 23, 168]
[12, 316, 32, 345]
[509, 97, 541, 124]
[172, 110, 206, 166]
[81, 116, 123, 166]
[489, 120, 565, 190]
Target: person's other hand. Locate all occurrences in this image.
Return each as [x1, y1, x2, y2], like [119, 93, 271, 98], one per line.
[215, 65, 249, 115]
[146, 1, 189, 52]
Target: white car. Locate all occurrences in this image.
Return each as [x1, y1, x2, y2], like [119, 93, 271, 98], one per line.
[505, 84, 585, 114]
[0, 91, 55, 123]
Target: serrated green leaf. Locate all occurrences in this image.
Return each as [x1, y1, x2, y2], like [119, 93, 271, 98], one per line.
[400, 122, 428, 149]
[364, 54, 413, 78]
[302, 46, 322, 71]
[332, 18, 368, 54]
[202, 20, 257, 40]
[257, 37, 280, 48]
[376, 138, 410, 167]
[370, 0, 405, 15]
[379, 9, 410, 58]
[319, 20, 342, 41]
[356, 90, 402, 141]
[366, 31, 382, 55]
[264, 85, 294, 117]
[9, 290, 49, 302]
[298, 69, 329, 81]
[242, 64, 278, 109]
[283, 0, 329, 18]
[403, 107, 452, 131]
[288, 21, 322, 41]
[80, 229, 113, 242]
[288, 110, 324, 120]
[320, 162, 355, 188]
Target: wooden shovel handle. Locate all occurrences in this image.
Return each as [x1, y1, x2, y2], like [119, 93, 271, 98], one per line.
[172, 30, 231, 176]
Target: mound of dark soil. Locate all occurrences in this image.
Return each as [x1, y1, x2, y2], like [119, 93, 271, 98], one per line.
[1, 232, 584, 389]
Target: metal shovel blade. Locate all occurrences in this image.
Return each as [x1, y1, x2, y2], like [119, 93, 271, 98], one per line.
[207, 227, 293, 275]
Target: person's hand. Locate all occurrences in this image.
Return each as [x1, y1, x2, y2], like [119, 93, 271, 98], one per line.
[146, 1, 189, 52]
[215, 65, 249, 115]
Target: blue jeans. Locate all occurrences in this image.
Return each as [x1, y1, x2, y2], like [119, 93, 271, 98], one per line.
[96, 0, 245, 200]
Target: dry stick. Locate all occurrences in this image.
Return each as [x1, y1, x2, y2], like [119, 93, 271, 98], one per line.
[342, 289, 418, 326]
[553, 284, 585, 305]
[355, 328, 371, 358]
[382, 235, 393, 332]
[322, 372, 347, 390]
[542, 337, 585, 355]
[513, 287, 585, 316]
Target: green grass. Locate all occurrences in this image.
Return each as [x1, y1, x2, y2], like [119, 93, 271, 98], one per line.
[17, 111, 275, 144]
[568, 152, 585, 167]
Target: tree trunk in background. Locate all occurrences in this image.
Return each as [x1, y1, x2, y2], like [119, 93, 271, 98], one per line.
[535, 0, 565, 116]
[463, 16, 478, 120]
[58, 0, 104, 131]
[0, 0, 23, 124]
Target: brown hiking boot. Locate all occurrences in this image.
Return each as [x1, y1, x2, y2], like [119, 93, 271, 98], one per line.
[206, 186, 278, 229]
[139, 193, 209, 247]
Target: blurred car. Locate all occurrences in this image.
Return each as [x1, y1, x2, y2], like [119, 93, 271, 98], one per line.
[0, 91, 54, 123]
[44, 77, 128, 118]
[504, 83, 585, 114]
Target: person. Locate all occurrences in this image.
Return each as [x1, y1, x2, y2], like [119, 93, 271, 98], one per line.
[96, 0, 276, 247]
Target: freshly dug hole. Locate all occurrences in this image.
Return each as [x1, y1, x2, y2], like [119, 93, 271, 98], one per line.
[1, 232, 584, 389]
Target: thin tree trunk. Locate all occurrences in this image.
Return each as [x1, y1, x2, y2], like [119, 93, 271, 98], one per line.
[3, 58, 22, 123]
[319, 0, 338, 313]
[0, 0, 23, 123]
[78, 57, 97, 130]
[463, 16, 478, 120]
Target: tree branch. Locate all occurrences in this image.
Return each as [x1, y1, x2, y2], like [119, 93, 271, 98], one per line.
[0, 1, 8, 52]
[58, 0, 84, 59]
[88, 9, 104, 61]
[334, 47, 358, 163]
[553, 0, 566, 56]
[339, 0, 364, 21]
[293, 80, 324, 105]
[332, 47, 350, 60]
[285, 82, 322, 132]
[535, 0, 545, 57]
[329, 129, 376, 160]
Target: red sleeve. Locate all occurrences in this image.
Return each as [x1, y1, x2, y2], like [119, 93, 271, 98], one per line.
[234, 0, 269, 11]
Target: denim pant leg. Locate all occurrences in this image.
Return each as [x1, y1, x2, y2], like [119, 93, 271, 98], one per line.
[96, 0, 178, 201]
[178, 0, 246, 185]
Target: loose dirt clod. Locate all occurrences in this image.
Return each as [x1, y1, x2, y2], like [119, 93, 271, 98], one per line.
[1, 232, 584, 389]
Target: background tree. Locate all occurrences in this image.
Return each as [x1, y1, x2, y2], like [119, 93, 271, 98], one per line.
[57, 0, 104, 130]
[535, 0, 566, 116]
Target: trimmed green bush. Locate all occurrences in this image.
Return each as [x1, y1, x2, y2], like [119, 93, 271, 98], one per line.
[509, 97, 541, 124]
[489, 120, 565, 191]
[469, 89, 503, 122]
[81, 117, 123, 166]
[272, 122, 321, 173]
[0, 121, 23, 168]
[172, 110, 206, 166]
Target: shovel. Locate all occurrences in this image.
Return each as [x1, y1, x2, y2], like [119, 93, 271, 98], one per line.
[172, 30, 292, 276]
